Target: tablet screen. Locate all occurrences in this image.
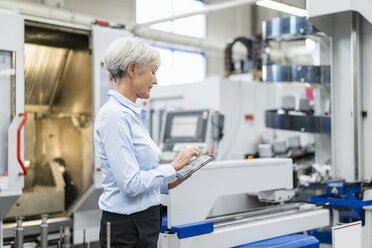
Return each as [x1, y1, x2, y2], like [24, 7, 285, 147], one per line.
[176, 154, 215, 179]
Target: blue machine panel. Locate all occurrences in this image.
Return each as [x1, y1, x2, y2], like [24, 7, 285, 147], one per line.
[235, 234, 319, 248]
[308, 229, 332, 245]
[170, 221, 214, 239]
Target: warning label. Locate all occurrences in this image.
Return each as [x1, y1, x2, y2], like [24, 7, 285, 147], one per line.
[331, 187, 338, 194]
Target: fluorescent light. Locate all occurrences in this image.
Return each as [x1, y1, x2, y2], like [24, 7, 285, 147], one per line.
[256, 0, 307, 17]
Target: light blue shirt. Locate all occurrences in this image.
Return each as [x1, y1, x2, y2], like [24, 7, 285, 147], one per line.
[94, 90, 176, 215]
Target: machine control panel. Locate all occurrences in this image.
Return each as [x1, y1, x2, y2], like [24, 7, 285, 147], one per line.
[160, 110, 212, 163]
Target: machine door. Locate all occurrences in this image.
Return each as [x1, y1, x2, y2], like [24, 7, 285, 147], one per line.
[68, 25, 131, 214]
[92, 25, 132, 187]
[69, 25, 132, 244]
[0, 10, 25, 219]
[68, 24, 131, 215]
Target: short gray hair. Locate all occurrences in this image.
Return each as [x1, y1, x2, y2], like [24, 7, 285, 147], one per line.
[104, 37, 161, 79]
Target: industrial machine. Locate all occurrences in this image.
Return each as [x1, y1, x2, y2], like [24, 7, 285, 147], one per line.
[148, 76, 316, 161]
[224, 35, 262, 78]
[147, 49, 332, 246]
[0, 9, 132, 246]
[2, 0, 372, 246]
[158, 158, 329, 247]
[159, 109, 224, 163]
[305, 0, 372, 247]
[0, 9, 26, 247]
[2, 7, 321, 247]
[261, 15, 332, 168]
[155, 106, 329, 247]
[310, 181, 372, 225]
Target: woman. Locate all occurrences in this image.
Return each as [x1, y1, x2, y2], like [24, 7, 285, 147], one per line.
[94, 37, 200, 248]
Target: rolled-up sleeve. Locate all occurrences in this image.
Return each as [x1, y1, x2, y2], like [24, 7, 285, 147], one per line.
[101, 112, 176, 197]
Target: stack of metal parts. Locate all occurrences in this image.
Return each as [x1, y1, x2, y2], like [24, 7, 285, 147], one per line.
[9, 215, 69, 248]
[6, 214, 109, 247]
[262, 16, 330, 84]
[262, 16, 332, 135]
[265, 97, 331, 135]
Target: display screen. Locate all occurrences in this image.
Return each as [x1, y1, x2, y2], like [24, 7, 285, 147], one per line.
[170, 116, 198, 138]
[163, 110, 209, 143]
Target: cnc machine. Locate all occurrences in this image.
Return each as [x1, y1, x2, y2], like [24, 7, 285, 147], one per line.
[156, 108, 329, 247]
[0, 9, 131, 246]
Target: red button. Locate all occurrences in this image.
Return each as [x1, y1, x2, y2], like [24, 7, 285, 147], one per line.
[245, 114, 254, 121]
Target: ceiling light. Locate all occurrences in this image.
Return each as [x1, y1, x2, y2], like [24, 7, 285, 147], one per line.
[256, 0, 307, 17]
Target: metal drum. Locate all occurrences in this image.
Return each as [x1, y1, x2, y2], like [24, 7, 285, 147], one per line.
[263, 16, 320, 40]
[262, 64, 330, 83]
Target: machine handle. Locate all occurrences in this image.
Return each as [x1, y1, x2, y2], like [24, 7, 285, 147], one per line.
[17, 113, 27, 176]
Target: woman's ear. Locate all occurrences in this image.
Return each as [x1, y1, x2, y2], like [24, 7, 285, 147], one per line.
[127, 62, 137, 78]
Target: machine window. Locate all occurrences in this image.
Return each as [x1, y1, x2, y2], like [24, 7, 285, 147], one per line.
[137, 0, 206, 85]
[136, 0, 206, 38]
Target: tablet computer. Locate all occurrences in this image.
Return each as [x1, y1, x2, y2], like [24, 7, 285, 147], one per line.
[176, 154, 215, 179]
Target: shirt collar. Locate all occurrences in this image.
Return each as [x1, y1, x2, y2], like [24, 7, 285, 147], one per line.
[108, 90, 143, 115]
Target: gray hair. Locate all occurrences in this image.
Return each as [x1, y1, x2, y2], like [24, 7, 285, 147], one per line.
[104, 37, 161, 79]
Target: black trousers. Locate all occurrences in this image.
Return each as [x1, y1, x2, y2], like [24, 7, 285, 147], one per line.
[100, 205, 162, 248]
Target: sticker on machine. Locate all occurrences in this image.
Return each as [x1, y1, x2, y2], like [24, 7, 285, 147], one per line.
[0, 176, 8, 189]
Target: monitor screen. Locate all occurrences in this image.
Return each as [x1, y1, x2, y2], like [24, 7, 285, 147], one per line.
[170, 116, 199, 138]
[163, 110, 209, 143]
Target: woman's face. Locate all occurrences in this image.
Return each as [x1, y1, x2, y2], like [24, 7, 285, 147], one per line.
[133, 63, 158, 99]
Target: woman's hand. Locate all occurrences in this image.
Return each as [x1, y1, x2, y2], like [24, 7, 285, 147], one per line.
[170, 147, 200, 171]
[168, 175, 191, 189]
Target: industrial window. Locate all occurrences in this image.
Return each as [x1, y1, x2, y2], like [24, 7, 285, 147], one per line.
[155, 46, 205, 85]
[137, 0, 206, 85]
[136, 0, 205, 38]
